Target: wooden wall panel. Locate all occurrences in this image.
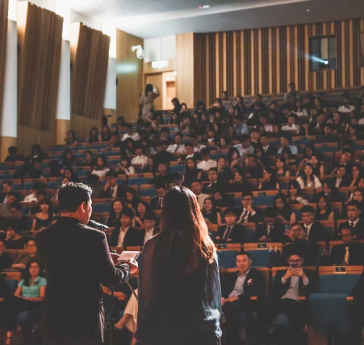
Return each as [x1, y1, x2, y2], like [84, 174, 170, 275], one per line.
[193, 17, 364, 105]
[0, 0, 8, 137]
[17, 2, 63, 153]
[71, 23, 110, 121]
[116, 30, 143, 123]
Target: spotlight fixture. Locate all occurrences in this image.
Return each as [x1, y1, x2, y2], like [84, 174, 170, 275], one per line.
[199, 5, 210, 9]
[324, 60, 329, 65]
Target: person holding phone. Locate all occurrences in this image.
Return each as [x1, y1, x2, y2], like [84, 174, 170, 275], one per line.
[268, 253, 317, 344]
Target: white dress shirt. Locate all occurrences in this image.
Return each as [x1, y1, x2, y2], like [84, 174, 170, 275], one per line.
[121, 133, 140, 141]
[237, 208, 256, 223]
[335, 178, 342, 188]
[195, 193, 209, 209]
[229, 270, 250, 297]
[281, 275, 309, 300]
[282, 124, 300, 134]
[166, 144, 186, 154]
[131, 155, 148, 167]
[338, 105, 356, 113]
[117, 226, 130, 247]
[23, 193, 37, 203]
[349, 218, 360, 228]
[194, 144, 206, 152]
[110, 185, 119, 198]
[197, 159, 217, 170]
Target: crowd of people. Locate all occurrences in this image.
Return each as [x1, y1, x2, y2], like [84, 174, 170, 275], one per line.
[0, 83, 364, 344]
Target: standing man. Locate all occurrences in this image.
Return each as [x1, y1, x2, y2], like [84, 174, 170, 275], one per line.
[36, 183, 137, 345]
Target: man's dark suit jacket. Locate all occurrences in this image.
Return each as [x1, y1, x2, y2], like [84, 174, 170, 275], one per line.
[7, 216, 30, 233]
[100, 183, 125, 199]
[222, 268, 266, 310]
[216, 223, 246, 244]
[337, 219, 364, 239]
[331, 243, 364, 265]
[306, 222, 325, 244]
[150, 196, 162, 210]
[262, 145, 278, 157]
[280, 239, 318, 266]
[35, 217, 130, 344]
[327, 176, 351, 188]
[272, 268, 317, 300]
[110, 226, 144, 248]
[237, 207, 264, 224]
[202, 181, 226, 195]
[253, 222, 288, 243]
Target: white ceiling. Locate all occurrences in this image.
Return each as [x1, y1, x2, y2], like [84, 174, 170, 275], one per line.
[52, 0, 364, 38]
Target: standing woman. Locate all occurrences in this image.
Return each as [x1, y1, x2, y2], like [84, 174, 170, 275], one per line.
[140, 84, 160, 118]
[136, 186, 222, 345]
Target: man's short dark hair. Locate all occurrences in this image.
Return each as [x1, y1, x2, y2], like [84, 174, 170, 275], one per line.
[144, 212, 157, 221]
[241, 191, 253, 199]
[347, 200, 360, 210]
[36, 190, 47, 198]
[208, 168, 218, 173]
[9, 201, 22, 211]
[105, 169, 118, 178]
[281, 133, 292, 143]
[223, 208, 237, 217]
[340, 227, 354, 234]
[263, 207, 277, 218]
[8, 192, 19, 200]
[155, 183, 165, 190]
[240, 134, 250, 143]
[190, 180, 201, 185]
[301, 205, 315, 214]
[237, 251, 251, 259]
[122, 208, 134, 219]
[200, 148, 210, 156]
[2, 180, 11, 187]
[185, 142, 193, 148]
[126, 124, 133, 129]
[8, 146, 17, 155]
[58, 183, 92, 213]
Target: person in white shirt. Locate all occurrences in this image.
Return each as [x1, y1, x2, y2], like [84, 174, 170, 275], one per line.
[22, 182, 46, 203]
[296, 163, 322, 189]
[121, 124, 140, 142]
[131, 146, 148, 169]
[143, 213, 158, 244]
[338, 94, 356, 113]
[190, 181, 209, 209]
[190, 136, 206, 153]
[234, 134, 254, 157]
[259, 114, 273, 132]
[116, 157, 135, 176]
[91, 156, 110, 178]
[166, 132, 186, 154]
[282, 114, 300, 134]
[197, 148, 217, 171]
[293, 99, 308, 117]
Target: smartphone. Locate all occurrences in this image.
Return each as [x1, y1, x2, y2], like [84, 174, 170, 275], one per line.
[291, 263, 298, 269]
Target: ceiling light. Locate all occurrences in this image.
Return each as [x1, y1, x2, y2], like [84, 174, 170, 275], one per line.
[173, 71, 177, 75]
[199, 5, 210, 10]
[202, 5, 210, 9]
[324, 60, 329, 65]
[307, 8, 311, 12]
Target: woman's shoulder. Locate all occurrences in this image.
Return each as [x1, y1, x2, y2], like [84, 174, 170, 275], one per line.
[38, 277, 47, 285]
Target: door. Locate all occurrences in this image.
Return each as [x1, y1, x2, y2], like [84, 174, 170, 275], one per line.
[145, 74, 163, 111]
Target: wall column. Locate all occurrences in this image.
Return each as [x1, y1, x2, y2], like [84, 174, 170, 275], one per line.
[56, 39, 71, 145]
[0, 20, 17, 161]
[104, 56, 117, 124]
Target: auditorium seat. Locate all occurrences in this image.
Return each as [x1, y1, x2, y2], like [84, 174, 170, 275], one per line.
[217, 250, 238, 269]
[92, 203, 111, 213]
[244, 243, 282, 267]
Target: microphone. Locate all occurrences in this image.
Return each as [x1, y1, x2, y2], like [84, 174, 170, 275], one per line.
[88, 220, 110, 230]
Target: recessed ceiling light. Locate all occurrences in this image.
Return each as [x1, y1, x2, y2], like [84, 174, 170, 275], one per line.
[307, 8, 311, 12]
[202, 5, 210, 9]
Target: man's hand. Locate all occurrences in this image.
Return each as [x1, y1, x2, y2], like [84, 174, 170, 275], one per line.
[102, 286, 111, 295]
[284, 229, 295, 241]
[103, 180, 110, 191]
[221, 297, 226, 306]
[259, 235, 268, 242]
[126, 259, 138, 275]
[228, 296, 239, 303]
[283, 267, 294, 280]
[246, 204, 254, 212]
[294, 268, 306, 279]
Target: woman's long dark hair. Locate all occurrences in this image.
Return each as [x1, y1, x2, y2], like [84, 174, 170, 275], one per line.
[109, 198, 124, 221]
[316, 195, 332, 214]
[39, 198, 53, 219]
[145, 83, 153, 96]
[23, 259, 44, 287]
[302, 163, 314, 187]
[288, 180, 303, 196]
[159, 186, 216, 269]
[62, 149, 75, 168]
[88, 127, 99, 144]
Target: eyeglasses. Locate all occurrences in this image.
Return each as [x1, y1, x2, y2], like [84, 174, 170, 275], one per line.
[288, 259, 302, 264]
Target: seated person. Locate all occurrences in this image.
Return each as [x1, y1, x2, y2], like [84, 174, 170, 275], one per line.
[5, 228, 26, 250]
[26, 158, 44, 179]
[142, 212, 159, 244]
[87, 174, 103, 199]
[7, 201, 30, 233]
[202, 198, 222, 236]
[269, 253, 316, 344]
[11, 239, 41, 270]
[0, 181, 12, 203]
[253, 207, 287, 243]
[0, 193, 19, 227]
[233, 134, 254, 156]
[331, 227, 364, 266]
[31, 198, 55, 233]
[116, 156, 135, 176]
[151, 162, 173, 189]
[150, 185, 166, 211]
[121, 124, 140, 142]
[260, 133, 278, 156]
[166, 132, 186, 154]
[315, 181, 342, 203]
[331, 148, 353, 175]
[23, 181, 46, 203]
[3, 259, 46, 345]
[109, 208, 144, 249]
[316, 123, 338, 143]
[236, 192, 264, 224]
[29, 190, 48, 215]
[337, 200, 364, 239]
[277, 134, 298, 156]
[180, 142, 202, 161]
[216, 208, 246, 244]
[197, 148, 217, 171]
[101, 169, 125, 199]
[0, 240, 13, 271]
[221, 252, 266, 345]
[258, 167, 279, 190]
[107, 132, 122, 150]
[212, 191, 234, 209]
[153, 141, 173, 167]
[190, 181, 209, 210]
[202, 168, 226, 194]
[315, 195, 335, 222]
[280, 223, 318, 266]
[105, 199, 123, 228]
[272, 194, 296, 225]
[300, 205, 325, 243]
[131, 146, 148, 170]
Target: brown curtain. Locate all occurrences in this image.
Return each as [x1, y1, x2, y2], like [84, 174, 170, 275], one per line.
[71, 24, 110, 120]
[0, 0, 9, 137]
[18, 3, 63, 131]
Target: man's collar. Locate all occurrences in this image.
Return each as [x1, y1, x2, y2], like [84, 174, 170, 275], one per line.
[304, 222, 313, 228]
